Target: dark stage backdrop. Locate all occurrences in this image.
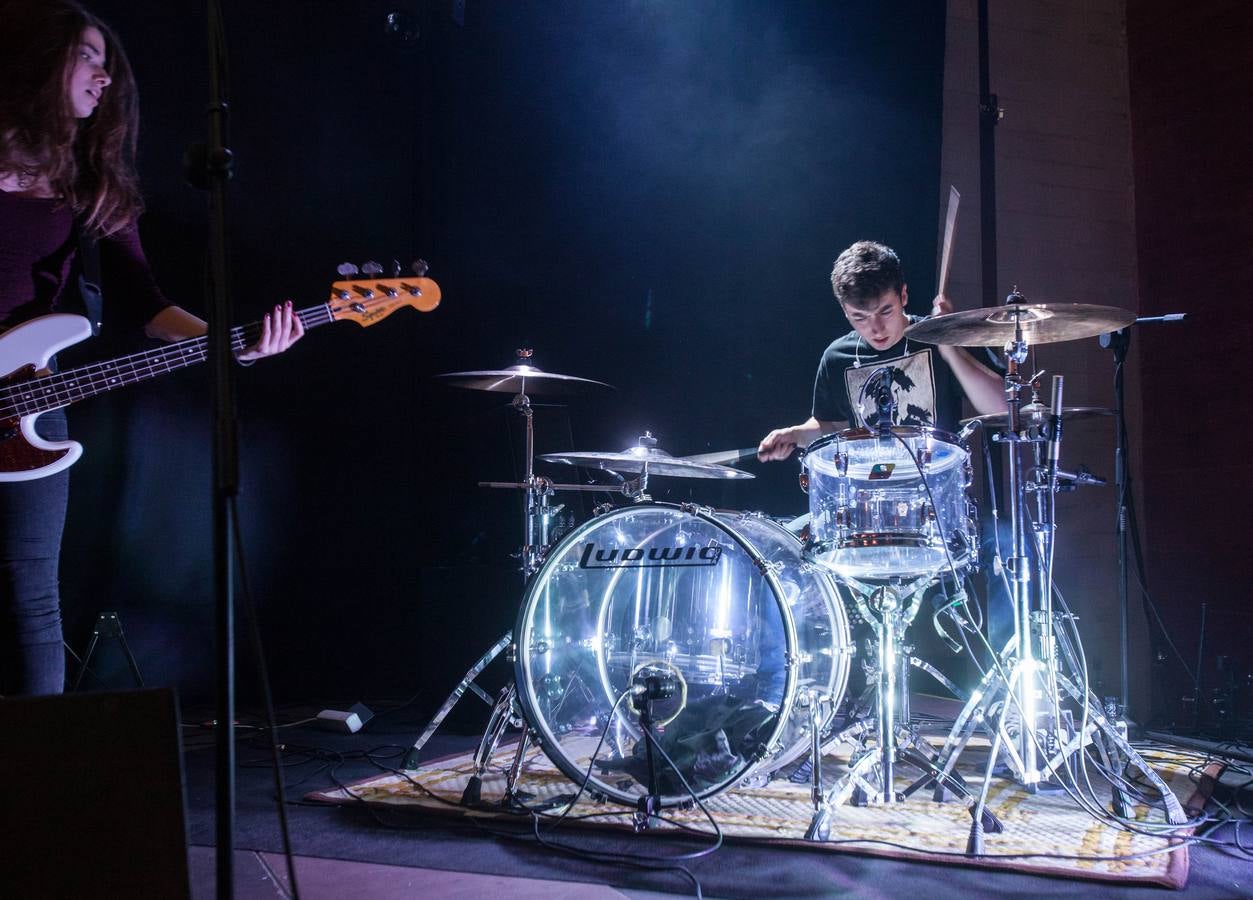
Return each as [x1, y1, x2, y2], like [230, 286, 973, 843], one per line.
[66, 1, 946, 707]
[1127, 0, 1253, 727]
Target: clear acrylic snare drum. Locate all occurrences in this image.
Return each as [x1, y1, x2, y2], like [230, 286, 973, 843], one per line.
[801, 426, 975, 579]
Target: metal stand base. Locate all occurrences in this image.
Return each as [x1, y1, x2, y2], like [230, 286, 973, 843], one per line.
[399, 632, 542, 810]
[70, 611, 144, 691]
[805, 579, 1000, 841]
[929, 634, 1186, 825]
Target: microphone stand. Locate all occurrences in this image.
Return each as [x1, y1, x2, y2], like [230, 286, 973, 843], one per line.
[183, 3, 239, 895]
[1102, 326, 1131, 721]
[631, 672, 676, 831]
[1098, 313, 1187, 723]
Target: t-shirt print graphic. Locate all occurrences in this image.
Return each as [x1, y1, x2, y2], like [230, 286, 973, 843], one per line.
[844, 348, 938, 428]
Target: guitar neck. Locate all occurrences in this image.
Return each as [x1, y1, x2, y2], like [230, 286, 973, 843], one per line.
[7, 304, 335, 416]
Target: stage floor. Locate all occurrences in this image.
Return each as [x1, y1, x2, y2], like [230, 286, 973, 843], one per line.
[180, 706, 1251, 899]
[186, 847, 675, 899]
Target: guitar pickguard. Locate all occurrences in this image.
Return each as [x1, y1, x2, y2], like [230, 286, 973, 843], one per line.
[0, 414, 71, 475]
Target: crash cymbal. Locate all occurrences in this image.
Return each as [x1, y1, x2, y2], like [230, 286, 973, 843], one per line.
[539, 443, 754, 480]
[904, 303, 1136, 346]
[961, 406, 1114, 429]
[436, 349, 614, 395]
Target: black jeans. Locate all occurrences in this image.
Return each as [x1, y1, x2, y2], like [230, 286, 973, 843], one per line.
[0, 409, 70, 696]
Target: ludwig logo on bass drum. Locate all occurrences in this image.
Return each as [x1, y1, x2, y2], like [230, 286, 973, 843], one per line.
[578, 542, 723, 569]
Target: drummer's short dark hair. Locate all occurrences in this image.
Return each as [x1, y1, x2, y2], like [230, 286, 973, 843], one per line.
[830, 241, 905, 308]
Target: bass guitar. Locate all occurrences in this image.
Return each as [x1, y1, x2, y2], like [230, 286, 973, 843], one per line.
[0, 274, 440, 481]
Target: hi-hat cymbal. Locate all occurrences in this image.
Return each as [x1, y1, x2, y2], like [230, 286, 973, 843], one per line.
[435, 364, 614, 395]
[904, 303, 1135, 346]
[961, 406, 1114, 429]
[539, 445, 755, 480]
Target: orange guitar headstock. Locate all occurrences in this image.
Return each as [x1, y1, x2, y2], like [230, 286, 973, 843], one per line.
[327, 276, 441, 326]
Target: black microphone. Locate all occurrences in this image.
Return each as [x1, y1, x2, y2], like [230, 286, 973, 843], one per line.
[873, 366, 897, 436]
[1099, 311, 1187, 350]
[1047, 374, 1063, 481]
[1054, 465, 1106, 486]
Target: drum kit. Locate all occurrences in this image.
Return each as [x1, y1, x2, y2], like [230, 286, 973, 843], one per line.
[402, 296, 1186, 843]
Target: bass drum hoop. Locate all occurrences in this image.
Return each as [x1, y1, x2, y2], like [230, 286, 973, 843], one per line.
[513, 502, 800, 807]
[730, 512, 852, 775]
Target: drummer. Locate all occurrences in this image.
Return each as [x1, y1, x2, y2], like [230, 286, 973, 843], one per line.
[757, 240, 1011, 657]
[758, 240, 1005, 458]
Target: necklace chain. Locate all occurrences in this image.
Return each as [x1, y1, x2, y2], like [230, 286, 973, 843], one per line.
[853, 331, 910, 368]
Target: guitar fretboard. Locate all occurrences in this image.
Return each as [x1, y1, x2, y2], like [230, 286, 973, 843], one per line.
[0, 304, 334, 420]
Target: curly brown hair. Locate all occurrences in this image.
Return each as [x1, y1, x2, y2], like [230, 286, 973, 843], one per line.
[829, 240, 905, 309]
[0, 0, 142, 235]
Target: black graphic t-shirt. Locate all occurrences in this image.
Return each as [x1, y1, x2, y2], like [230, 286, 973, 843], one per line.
[811, 316, 990, 433]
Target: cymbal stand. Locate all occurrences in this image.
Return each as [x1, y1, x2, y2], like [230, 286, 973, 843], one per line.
[401, 360, 554, 782]
[405, 369, 640, 797]
[1003, 320, 1041, 783]
[927, 323, 1060, 787]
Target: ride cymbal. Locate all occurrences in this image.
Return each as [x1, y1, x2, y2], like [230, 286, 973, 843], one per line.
[905, 303, 1135, 346]
[961, 406, 1114, 430]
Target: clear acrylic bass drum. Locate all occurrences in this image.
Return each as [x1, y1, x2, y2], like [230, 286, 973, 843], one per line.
[514, 503, 852, 806]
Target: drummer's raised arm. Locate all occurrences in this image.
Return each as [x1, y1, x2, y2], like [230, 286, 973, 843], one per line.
[757, 417, 845, 462]
[937, 345, 1007, 417]
[930, 293, 1010, 417]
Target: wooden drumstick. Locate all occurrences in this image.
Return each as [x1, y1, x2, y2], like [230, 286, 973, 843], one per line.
[680, 447, 758, 466]
[938, 185, 960, 298]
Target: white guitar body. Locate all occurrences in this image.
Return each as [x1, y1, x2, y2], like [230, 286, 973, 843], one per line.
[0, 314, 94, 482]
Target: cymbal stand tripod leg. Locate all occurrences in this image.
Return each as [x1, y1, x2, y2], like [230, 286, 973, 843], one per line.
[965, 705, 1008, 854]
[1044, 664, 1187, 823]
[909, 641, 1011, 802]
[504, 727, 534, 800]
[402, 632, 514, 769]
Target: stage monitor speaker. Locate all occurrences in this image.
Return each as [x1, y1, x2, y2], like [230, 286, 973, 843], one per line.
[0, 687, 191, 899]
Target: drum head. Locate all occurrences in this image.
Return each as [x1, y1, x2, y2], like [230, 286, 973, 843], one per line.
[514, 504, 796, 806]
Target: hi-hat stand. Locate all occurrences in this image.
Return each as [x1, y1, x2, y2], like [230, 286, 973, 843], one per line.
[925, 311, 1185, 825]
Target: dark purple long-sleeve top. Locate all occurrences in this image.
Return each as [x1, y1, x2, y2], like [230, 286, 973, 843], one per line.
[0, 190, 171, 328]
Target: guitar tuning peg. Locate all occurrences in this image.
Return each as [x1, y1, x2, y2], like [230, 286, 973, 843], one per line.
[336, 262, 359, 276]
[411, 259, 429, 277]
[361, 260, 384, 276]
[391, 259, 402, 277]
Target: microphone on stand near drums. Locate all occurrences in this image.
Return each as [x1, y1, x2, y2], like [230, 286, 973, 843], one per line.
[873, 365, 899, 436]
[1047, 374, 1064, 486]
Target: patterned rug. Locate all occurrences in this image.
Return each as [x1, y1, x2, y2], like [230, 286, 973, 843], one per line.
[309, 733, 1217, 889]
